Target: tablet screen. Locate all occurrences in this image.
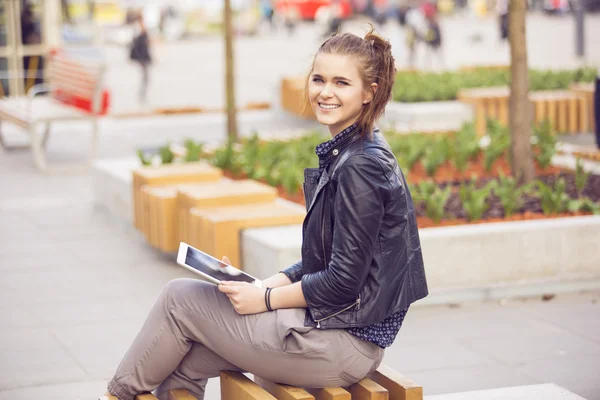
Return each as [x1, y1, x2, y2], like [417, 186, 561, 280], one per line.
[185, 247, 257, 284]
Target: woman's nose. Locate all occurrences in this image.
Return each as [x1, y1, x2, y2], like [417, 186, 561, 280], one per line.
[320, 85, 334, 98]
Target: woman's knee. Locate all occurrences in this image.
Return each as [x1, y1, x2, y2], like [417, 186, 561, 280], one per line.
[161, 278, 206, 306]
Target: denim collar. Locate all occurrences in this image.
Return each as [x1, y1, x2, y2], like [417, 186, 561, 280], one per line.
[315, 123, 360, 172]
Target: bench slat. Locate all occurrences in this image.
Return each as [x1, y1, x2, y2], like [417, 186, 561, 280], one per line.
[368, 365, 423, 400]
[350, 378, 389, 400]
[310, 387, 352, 400]
[168, 389, 198, 400]
[220, 371, 277, 399]
[135, 394, 160, 400]
[255, 377, 315, 400]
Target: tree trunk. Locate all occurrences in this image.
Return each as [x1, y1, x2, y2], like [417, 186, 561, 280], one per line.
[508, 0, 534, 183]
[224, 0, 238, 142]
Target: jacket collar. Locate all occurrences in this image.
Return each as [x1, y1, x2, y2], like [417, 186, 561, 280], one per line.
[315, 123, 361, 172]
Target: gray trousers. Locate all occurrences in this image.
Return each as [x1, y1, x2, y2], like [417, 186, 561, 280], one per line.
[107, 279, 384, 400]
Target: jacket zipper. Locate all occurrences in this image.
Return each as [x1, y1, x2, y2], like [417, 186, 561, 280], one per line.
[315, 294, 361, 328]
[321, 198, 328, 269]
[316, 186, 361, 328]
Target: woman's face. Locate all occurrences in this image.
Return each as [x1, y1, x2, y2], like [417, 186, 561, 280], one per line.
[308, 53, 372, 137]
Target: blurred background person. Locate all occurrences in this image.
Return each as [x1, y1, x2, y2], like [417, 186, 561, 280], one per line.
[129, 11, 152, 104]
[496, 0, 509, 44]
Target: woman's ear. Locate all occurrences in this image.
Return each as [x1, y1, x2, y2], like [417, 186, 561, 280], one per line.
[363, 83, 378, 105]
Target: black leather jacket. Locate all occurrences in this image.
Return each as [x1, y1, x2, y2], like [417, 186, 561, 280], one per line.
[282, 128, 428, 329]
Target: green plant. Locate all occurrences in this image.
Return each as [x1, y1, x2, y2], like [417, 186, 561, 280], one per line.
[568, 197, 600, 214]
[459, 178, 493, 221]
[491, 172, 533, 217]
[574, 157, 590, 198]
[238, 133, 262, 178]
[404, 135, 430, 170]
[533, 120, 556, 169]
[211, 139, 238, 172]
[535, 178, 570, 215]
[484, 119, 510, 172]
[137, 149, 152, 166]
[411, 180, 437, 206]
[422, 137, 451, 176]
[424, 185, 452, 224]
[183, 139, 204, 162]
[452, 122, 481, 172]
[159, 144, 175, 164]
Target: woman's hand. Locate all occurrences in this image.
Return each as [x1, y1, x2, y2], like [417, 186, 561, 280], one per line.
[218, 256, 267, 315]
[218, 281, 267, 315]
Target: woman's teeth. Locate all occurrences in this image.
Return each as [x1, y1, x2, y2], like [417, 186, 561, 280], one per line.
[319, 103, 340, 110]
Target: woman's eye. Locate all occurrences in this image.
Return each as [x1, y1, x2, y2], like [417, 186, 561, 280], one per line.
[312, 77, 323, 83]
[337, 81, 348, 86]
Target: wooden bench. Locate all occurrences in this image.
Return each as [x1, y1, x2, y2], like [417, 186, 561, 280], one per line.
[569, 82, 596, 133]
[141, 180, 278, 253]
[100, 364, 422, 400]
[458, 86, 588, 136]
[280, 77, 315, 120]
[0, 52, 107, 172]
[132, 162, 222, 233]
[188, 200, 306, 269]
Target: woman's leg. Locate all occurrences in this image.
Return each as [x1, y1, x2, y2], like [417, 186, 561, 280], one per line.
[107, 278, 383, 400]
[154, 342, 240, 400]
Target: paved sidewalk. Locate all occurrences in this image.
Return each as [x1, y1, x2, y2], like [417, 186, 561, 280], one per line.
[1, 114, 599, 400]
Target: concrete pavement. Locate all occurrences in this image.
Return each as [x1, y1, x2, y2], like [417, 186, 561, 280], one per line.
[1, 112, 599, 399]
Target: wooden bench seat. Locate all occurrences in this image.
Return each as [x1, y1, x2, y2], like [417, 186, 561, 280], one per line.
[458, 86, 589, 136]
[188, 199, 306, 269]
[132, 162, 222, 233]
[0, 52, 106, 172]
[141, 180, 278, 253]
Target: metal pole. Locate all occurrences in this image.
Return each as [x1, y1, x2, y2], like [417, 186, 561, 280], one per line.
[575, 0, 585, 58]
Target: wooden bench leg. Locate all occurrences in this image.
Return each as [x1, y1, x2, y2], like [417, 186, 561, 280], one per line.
[29, 119, 97, 174]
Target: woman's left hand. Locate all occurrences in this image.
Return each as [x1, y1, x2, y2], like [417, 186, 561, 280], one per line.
[218, 281, 268, 315]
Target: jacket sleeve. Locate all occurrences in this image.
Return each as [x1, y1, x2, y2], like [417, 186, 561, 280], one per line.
[280, 260, 303, 283]
[301, 155, 387, 321]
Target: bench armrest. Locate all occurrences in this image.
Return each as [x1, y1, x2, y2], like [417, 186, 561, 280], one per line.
[27, 83, 52, 98]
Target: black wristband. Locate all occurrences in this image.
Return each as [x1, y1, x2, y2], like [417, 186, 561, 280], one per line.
[266, 288, 274, 312]
[264, 287, 273, 312]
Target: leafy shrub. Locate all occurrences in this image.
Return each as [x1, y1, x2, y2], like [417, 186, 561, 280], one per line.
[535, 178, 570, 215]
[183, 139, 205, 162]
[491, 173, 533, 217]
[392, 67, 597, 103]
[484, 119, 511, 171]
[451, 122, 481, 172]
[459, 178, 493, 221]
[424, 185, 452, 223]
[533, 120, 556, 169]
[422, 137, 451, 177]
[574, 157, 590, 198]
[568, 198, 600, 214]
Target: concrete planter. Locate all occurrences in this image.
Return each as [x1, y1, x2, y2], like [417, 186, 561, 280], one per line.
[92, 157, 140, 224]
[242, 216, 600, 304]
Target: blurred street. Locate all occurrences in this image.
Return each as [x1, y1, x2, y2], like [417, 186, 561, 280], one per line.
[101, 13, 600, 115]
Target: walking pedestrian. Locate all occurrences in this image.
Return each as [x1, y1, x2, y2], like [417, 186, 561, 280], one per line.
[129, 12, 152, 104]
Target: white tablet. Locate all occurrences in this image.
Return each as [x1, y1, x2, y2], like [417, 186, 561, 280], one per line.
[176, 242, 262, 287]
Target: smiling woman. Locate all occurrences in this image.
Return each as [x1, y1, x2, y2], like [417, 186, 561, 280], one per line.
[100, 26, 427, 400]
